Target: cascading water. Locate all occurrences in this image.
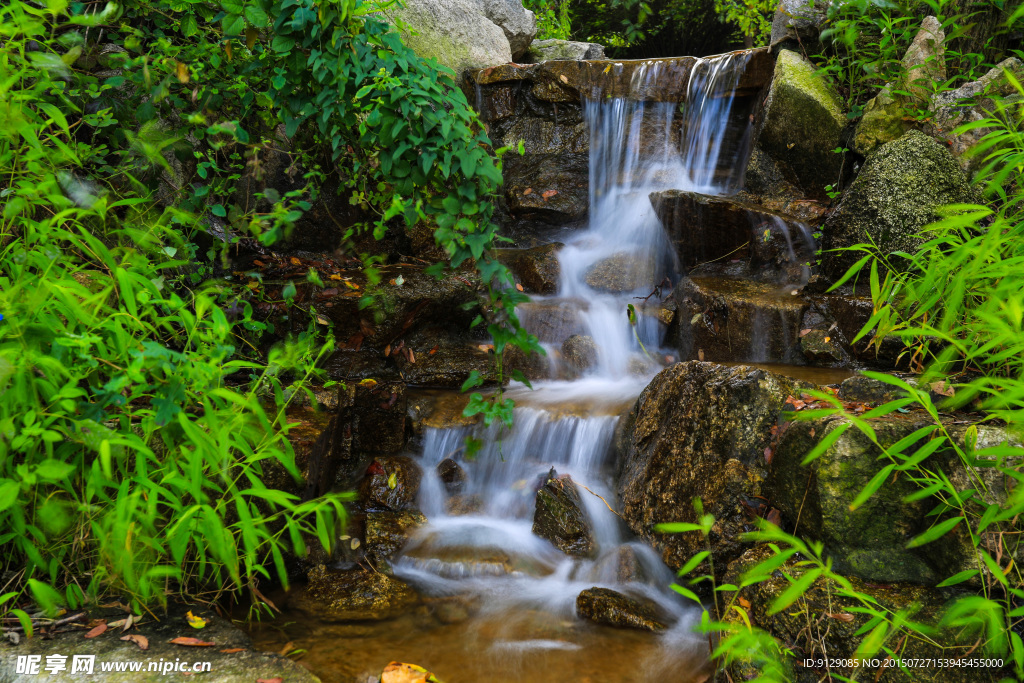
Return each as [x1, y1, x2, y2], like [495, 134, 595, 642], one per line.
[385, 52, 761, 681]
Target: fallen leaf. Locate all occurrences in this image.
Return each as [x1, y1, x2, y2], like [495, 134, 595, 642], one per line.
[799, 328, 812, 337]
[170, 637, 215, 647]
[121, 614, 135, 632]
[559, 74, 569, 84]
[387, 471, 398, 490]
[515, 283, 524, 291]
[329, 273, 342, 280]
[541, 189, 558, 199]
[429, 345, 438, 355]
[384, 344, 391, 356]
[408, 349, 415, 364]
[219, 648, 245, 654]
[121, 634, 149, 650]
[827, 612, 855, 622]
[84, 623, 107, 639]
[257, 679, 283, 683]
[175, 61, 189, 84]
[765, 508, 782, 526]
[738, 597, 751, 609]
[185, 611, 207, 629]
[523, 188, 533, 195]
[809, 428, 816, 437]
[289, 257, 301, 266]
[278, 642, 295, 657]
[930, 381, 955, 397]
[763, 446, 773, 464]
[698, 349, 705, 361]
[253, 260, 265, 267]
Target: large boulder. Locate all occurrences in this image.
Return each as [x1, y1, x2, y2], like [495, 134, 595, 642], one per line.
[755, 49, 846, 199]
[494, 242, 562, 294]
[291, 565, 420, 622]
[528, 39, 605, 62]
[386, 0, 536, 75]
[617, 362, 806, 577]
[769, 413, 1022, 585]
[821, 130, 976, 279]
[901, 15, 946, 101]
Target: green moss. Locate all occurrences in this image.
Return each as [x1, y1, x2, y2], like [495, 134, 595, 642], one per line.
[853, 84, 913, 155]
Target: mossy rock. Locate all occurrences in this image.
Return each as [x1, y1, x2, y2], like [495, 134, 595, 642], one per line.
[756, 49, 845, 199]
[291, 565, 420, 622]
[575, 587, 669, 632]
[821, 130, 977, 280]
[532, 470, 596, 558]
[853, 84, 914, 155]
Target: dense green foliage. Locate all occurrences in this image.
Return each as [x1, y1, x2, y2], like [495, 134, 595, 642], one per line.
[659, 4, 1024, 682]
[0, 0, 538, 622]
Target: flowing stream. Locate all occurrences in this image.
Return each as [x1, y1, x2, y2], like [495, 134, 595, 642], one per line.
[252, 52, 767, 683]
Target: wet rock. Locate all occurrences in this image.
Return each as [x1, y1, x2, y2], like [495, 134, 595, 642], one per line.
[292, 565, 419, 622]
[494, 243, 562, 294]
[584, 252, 652, 293]
[365, 510, 427, 564]
[359, 456, 422, 511]
[575, 587, 668, 632]
[821, 130, 977, 280]
[755, 49, 845, 199]
[560, 335, 599, 376]
[503, 153, 589, 223]
[528, 38, 605, 61]
[504, 343, 553, 382]
[532, 469, 596, 558]
[770, 0, 830, 49]
[437, 458, 467, 495]
[852, 83, 914, 156]
[671, 276, 808, 364]
[837, 374, 903, 404]
[769, 416, 1022, 585]
[386, 0, 535, 75]
[592, 545, 647, 583]
[427, 595, 479, 624]
[518, 299, 588, 344]
[650, 190, 754, 268]
[353, 379, 407, 454]
[446, 493, 484, 516]
[618, 362, 807, 577]
[723, 548, 1001, 683]
[389, 331, 500, 389]
[929, 57, 1024, 173]
[800, 328, 847, 364]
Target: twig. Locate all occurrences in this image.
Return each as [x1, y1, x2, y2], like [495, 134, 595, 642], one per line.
[1, 611, 86, 632]
[577, 482, 623, 519]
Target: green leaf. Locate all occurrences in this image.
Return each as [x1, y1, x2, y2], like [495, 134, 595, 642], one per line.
[936, 569, 979, 587]
[849, 464, 895, 511]
[801, 422, 850, 465]
[767, 567, 823, 615]
[282, 281, 297, 300]
[35, 460, 75, 481]
[675, 551, 710, 577]
[0, 481, 18, 512]
[906, 516, 962, 548]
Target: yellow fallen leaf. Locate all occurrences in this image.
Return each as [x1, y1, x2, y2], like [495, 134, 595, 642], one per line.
[329, 273, 343, 280]
[186, 611, 207, 629]
[175, 61, 189, 84]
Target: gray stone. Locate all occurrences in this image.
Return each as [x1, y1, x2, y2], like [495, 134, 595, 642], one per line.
[902, 16, 946, 101]
[533, 470, 596, 557]
[770, 0, 830, 48]
[560, 335, 599, 375]
[821, 130, 976, 279]
[528, 38, 605, 61]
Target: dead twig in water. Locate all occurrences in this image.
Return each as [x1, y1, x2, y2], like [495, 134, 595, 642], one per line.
[1, 611, 87, 632]
[577, 482, 623, 519]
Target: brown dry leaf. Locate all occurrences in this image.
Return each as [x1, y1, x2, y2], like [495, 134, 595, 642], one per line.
[408, 349, 416, 364]
[84, 623, 107, 639]
[558, 74, 569, 84]
[121, 634, 149, 650]
[257, 679, 283, 683]
[799, 328, 812, 337]
[253, 260, 265, 267]
[329, 273, 342, 280]
[827, 613, 855, 622]
[382, 662, 433, 683]
[289, 257, 302, 266]
[738, 597, 751, 609]
[515, 283, 524, 292]
[121, 613, 135, 632]
[697, 349, 705, 361]
[429, 345, 439, 355]
[278, 642, 295, 657]
[763, 446, 773, 464]
[765, 508, 782, 526]
[245, 27, 259, 49]
[219, 648, 245, 654]
[523, 188, 533, 195]
[930, 381, 955, 397]
[384, 344, 391, 356]
[541, 189, 558, 199]
[809, 428, 816, 437]
[170, 637, 215, 647]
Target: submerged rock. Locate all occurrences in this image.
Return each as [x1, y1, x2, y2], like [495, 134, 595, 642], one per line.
[532, 469, 596, 558]
[291, 565, 419, 622]
[494, 242, 563, 294]
[365, 509, 428, 564]
[437, 458, 467, 495]
[584, 252, 652, 293]
[528, 38, 605, 61]
[560, 334, 599, 376]
[755, 49, 845, 199]
[359, 456, 422, 511]
[575, 587, 668, 632]
[617, 362, 805, 577]
[591, 545, 647, 584]
[821, 130, 976, 280]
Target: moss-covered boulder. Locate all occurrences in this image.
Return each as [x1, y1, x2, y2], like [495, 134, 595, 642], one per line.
[560, 334, 599, 376]
[755, 49, 845, 199]
[575, 587, 669, 632]
[359, 456, 422, 512]
[365, 509, 427, 565]
[532, 470, 596, 558]
[722, 548, 1004, 683]
[617, 362, 806, 577]
[852, 84, 914, 155]
[769, 414, 1021, 585]
[821, 130, 976, 280]
[291, 565, 420, 622]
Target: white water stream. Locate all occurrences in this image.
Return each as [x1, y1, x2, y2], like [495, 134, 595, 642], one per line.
[393, 52, 759, 676]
